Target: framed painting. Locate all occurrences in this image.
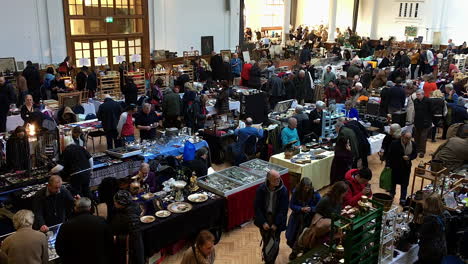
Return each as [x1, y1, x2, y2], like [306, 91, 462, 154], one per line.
[220, 50, 232, 60]
[201, 36, 214, 56]
[58, 92, 82, 109]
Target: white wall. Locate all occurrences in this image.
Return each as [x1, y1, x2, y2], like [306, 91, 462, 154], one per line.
[296, 0, 329, 27]
[335, 0, 354, 31]
[150, 0, 240, 55]
[0, 0, 67, 66]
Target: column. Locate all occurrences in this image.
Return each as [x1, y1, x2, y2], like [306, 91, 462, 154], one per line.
[327, 0, 337, 43]
[229, 0, 240, 51]
[282, 0, 291, 45]
[369, 0, 379, 39]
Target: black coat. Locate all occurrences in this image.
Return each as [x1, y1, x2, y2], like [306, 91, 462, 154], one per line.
[284, 79, 296, 100]
[55, 212, 114, 264]
[254, 181, 289, 231]
[249, 65, 262, 89]
[210, 55, 223, 81]
[219, 62, 233, 81]
[123, 83, 138, 106]
[188, 157, 208, 177]
[32, 187, 74, 229]
[86, 72, 97, 92]
[76, 71, 87, 91]
[22, 65, 41, 92]
[414, 97, 432, 129]
[0, 83, 16, 113]
[97, 98, 122, 132]
[308, 109, 323, 137]
[388, 140, 417, 185]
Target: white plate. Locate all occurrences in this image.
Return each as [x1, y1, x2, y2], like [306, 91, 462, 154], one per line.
[155, 210, 171, 218]
[140, 215, 155, 224]
[188, 193, 208, 203]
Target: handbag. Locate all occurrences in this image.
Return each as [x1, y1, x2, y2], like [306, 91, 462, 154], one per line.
[262, 230, 280, 263]
[379, 167, 393, 192]
[297, 213, 331, 249]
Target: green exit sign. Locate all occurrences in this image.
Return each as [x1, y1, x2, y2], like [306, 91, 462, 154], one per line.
[105, 17, 113, 23]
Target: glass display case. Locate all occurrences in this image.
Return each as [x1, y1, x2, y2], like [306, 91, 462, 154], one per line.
[197, 166, 264, 197]
[0, 224, 61, 261]
[239, 159, 288, 177]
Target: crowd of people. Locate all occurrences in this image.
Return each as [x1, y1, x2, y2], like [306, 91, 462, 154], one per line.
[0, 28, 467, 263]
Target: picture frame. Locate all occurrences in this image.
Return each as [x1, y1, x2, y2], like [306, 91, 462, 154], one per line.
[0, 57, 17, 73]
[58, 92, 82, 109]
[201, 36, 214, 56]
[220, 50, 232, 60]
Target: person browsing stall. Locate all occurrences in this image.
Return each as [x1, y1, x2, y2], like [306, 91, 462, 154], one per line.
[32, 176, 75, 232]
[117, 104, 137, 143]
[343, 168, 372, 207]
[132, 163, 157, 192]
[254, 170, 289, 264]
[281, 117, 301, 148]
[135, 103, 160, 141]
[234, 117, 263, 146]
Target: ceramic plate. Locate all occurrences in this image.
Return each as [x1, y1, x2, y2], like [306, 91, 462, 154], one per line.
[155, 210, 171, 218]
[167, 202, 193, 213]
[140, 215, 155, 224]
[188, 193, 208, 203]
[142, 193, 155, 200]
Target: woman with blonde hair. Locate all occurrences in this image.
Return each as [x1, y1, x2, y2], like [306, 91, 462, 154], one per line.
[430, 89, 447, 142]
[417, 194, 450, 264]
[181, 230, 216, 264]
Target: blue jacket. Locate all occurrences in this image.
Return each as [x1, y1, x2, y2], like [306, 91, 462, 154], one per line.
[281, 127, 300, 147]
[286, 189, 321, 246]
[234, 126, 263, 145]
[231, 58, 242, 75]
[254, 180, 289, 231]
[345, 108, 359, 120]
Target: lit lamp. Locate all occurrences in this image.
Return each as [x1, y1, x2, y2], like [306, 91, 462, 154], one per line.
[27, 124, 36, 137]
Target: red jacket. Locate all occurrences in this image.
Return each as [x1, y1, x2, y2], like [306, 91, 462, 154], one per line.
[343, 169, 372, 207]
[423, 82, 437, 97]
[241, 63, 252, 81]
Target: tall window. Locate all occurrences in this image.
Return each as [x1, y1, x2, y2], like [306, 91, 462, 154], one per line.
[404, 3, 408, 17]
[263, 0, 284, 27]
[101, 0, 114, 16]
[93, 40, 109, 66]
[74, 41, 91, 67]
[415, 3, 419, 17]
[116, 0, 129, 15]
[128, 38, 142, 61]
[84, 0, 99, 16]
[69, 0, 84, 15]
[397, 2, 422, 18]
[112, 40, 127, 64]
[129, 0, 143, 15]
[399, 3, 403, 17]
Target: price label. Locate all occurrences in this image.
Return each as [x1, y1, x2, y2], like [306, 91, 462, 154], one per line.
[130, 54, 141, 62]
[97, 57, 107, 65]
[115, 55, 126, 63]
[78, 58, 90, 66]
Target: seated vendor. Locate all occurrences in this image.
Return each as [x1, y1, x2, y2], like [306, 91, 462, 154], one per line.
[344, 100, 359, 120]
[32, 175, 75, 232]
[132, 163, 157, 192]
[343, 168, 372, 207]
[20, 94, 43, 128]
[281, 117, 300, 148]
[188, 147, 209, 177]
[71, 126, 85, 147]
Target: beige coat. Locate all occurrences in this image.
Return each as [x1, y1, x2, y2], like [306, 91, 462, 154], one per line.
[1, 228, 48, 264]
[180, 247, 215, 264]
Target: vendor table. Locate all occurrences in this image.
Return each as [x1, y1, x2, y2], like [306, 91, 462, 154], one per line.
[269, 150, 334, 190]
[140, 140, 209, 163]
[225, 173, 290, 230]
[205, 100, 240, 115]
[141, 197, 225, 257]
[91, 158, 142, 187]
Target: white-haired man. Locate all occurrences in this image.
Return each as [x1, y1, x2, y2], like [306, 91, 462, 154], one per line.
[309, 101, 326, 137]
[1, 210, 48, 264]
[55, 197, 114, 264]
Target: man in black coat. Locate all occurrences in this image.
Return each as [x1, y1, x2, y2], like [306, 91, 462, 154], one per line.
[55, 197, 114, 264]
[32, 175, 75, 232]
[413, 89, 432, 158]
[386, 78, 406, 113]
[0, 77, 16, 132]
[254, 170, 289, 264]
[388, 132, 417, 205]
[76, 66, 88, 91]
[210, 52, 223, 81]
[135, 103, 160, 141]
[97, 95, 122, 149]
[22, 61, 41, 103]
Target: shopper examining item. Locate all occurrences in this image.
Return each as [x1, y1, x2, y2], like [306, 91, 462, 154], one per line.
[343, 168, 372, 206]
[181, 230, 216, 264]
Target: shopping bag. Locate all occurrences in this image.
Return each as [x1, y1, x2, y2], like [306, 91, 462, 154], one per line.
[379, 167, 393, 191]
[262, 230, 279, 263]
[183, 141, 196, 161]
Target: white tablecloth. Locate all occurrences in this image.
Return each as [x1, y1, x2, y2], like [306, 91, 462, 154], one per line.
[206, 100, 241, 115]
[368, 133, 386, 155]
[6, 115, 23, 132]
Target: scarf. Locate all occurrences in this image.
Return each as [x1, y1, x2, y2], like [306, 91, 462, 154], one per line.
[401, 140, 413, 156]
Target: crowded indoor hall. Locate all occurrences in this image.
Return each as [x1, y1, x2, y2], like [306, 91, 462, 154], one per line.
[0, 0, 467, 263]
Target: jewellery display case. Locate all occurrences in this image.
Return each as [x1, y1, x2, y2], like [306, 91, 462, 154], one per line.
[239, 158, 289, 177]
[197, 166, 264, 197]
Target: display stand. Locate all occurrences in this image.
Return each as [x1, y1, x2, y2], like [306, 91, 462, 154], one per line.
[151, 69, 170, 88]
[97, 72, 121, 98]
[379, 206, 398, 264]
[173, 64, 194, 82]
[410, 163, 448, 198]
[331, 199, 383, 264]
[321, 109, 345, 139]
[125, 70, 146, 96]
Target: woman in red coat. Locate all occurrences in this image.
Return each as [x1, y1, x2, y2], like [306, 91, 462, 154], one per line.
[240, 61, 252, 86]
